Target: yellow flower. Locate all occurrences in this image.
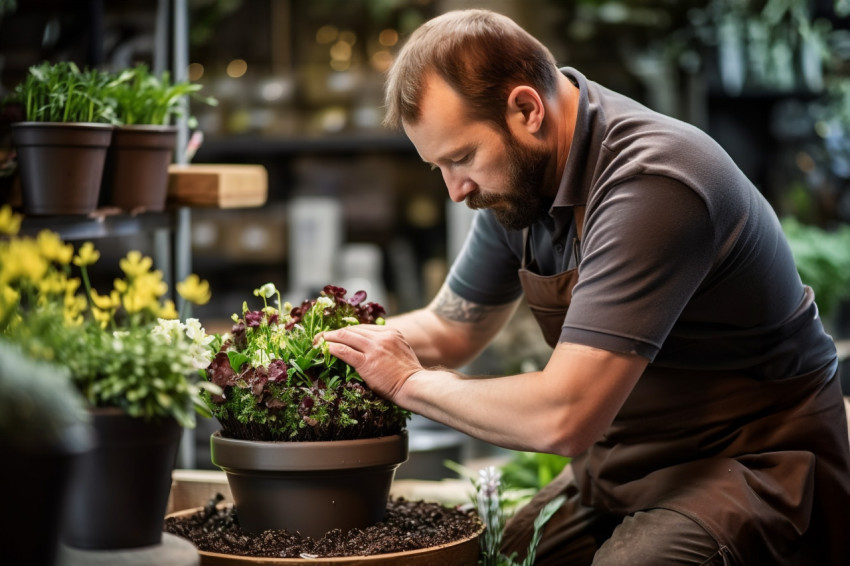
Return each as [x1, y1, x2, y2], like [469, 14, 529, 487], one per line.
[64, 291, 86, 313]
[122, 288, 150, 314]
[91, 306, 112, 328]
[63, 293, 87, 326]
[113, 278, 128, 294]
[63, 310, 84, 327]
[91, 289, 120, 311]
[159, 299, 178, 320]
[36, 230, 73, 265]
[119, 251, 154, 278]
[73, 242, 100, 267]
[0, 285, 20, 321]
[3, 239, 48, 284]
[0, 205, 21, 236]
[37, 271, 68, 296]
[63, 277, 81, 298]
[126, 271, 167, 306]
[177, 274, 211, 305]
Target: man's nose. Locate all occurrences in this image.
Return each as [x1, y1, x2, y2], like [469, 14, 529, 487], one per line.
[443, 170, 473, 203]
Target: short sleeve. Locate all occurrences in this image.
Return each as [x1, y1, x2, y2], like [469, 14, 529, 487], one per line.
[446, 210, 525, 305]
[561, 176, 714, 360]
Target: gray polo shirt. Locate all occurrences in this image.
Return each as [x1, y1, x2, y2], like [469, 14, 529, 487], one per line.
[446, 67, 836, 378]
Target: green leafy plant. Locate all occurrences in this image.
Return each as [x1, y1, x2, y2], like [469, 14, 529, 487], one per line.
[0, 205, 218, 426]
[781, 216, 850, 318]
[106, 63, 217, 126]
[499, 451, 570, 493]
[202, 283, 410, 441]
[7, 61, 117, 123]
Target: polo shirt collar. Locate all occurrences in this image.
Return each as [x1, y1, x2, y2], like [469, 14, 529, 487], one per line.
[548, 67, 599, 241]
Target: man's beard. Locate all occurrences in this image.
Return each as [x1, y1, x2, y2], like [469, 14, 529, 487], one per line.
[465, 135, 551, 231]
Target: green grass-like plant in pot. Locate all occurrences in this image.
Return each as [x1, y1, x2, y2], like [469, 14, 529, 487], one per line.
[201, 282, 410, 538]
[5, 61, 117, 214]
[0, 204, 219, 549]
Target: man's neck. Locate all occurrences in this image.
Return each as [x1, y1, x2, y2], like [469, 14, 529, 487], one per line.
[551, 72, 580, 189]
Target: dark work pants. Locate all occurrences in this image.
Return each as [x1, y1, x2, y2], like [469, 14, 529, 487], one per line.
[500, 467, 731, 565]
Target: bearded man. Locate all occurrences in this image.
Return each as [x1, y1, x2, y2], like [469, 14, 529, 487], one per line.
[324, 9, 850, 565]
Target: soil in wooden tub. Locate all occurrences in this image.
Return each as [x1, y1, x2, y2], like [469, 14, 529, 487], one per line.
[164, 495, 482, 559]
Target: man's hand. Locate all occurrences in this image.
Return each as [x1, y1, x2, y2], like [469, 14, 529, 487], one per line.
[322, 325, 424, 404]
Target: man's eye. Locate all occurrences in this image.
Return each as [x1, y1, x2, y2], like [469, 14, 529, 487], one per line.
[453, 154, 471, 165]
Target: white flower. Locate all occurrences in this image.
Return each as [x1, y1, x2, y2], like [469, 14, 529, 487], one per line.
[316, 296, 334, 309]
[478, 466, 501, 500]
[152, 318, 183, 343]
[254, 283, 277, 298]
[189, 343, 214, 370]
[342, 316, 359, 325]
[184, 318, 214, 346]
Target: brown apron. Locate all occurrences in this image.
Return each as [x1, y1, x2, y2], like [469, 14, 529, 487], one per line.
[513, 206, 850, 564]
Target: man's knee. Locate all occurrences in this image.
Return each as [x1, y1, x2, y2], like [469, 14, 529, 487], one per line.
[592, 508, 729, 566]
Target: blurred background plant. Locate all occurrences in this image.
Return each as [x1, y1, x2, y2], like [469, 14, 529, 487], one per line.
[0, 338, 92, 451]
[780, 215, 850, 318]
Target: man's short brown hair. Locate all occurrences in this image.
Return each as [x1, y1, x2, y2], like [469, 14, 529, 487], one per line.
[383, 9, 559, 133]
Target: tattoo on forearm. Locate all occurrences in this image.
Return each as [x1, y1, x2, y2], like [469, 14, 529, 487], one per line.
[431, 286, 500, 323]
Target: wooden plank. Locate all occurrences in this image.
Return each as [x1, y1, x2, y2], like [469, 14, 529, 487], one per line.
[167, 164, 268, 209]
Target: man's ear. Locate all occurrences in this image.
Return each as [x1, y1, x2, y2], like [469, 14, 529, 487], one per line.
[507, 85, 544, 134]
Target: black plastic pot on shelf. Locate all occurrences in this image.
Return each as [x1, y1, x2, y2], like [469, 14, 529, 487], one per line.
[10, 122, 113, 215]
[100, 125, 178, 213]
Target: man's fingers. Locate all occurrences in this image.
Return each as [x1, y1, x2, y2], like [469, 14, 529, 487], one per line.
[324, 340, 365, 366]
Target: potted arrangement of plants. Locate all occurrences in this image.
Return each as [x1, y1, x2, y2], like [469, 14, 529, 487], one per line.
[4, 61, 116, 215]
[102, 63, 217, 213]
[201, 282, 411, 539]
[0, 203, 219, 550]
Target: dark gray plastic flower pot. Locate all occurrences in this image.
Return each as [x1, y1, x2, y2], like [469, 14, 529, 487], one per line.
[62, 408, 182, 550]
[210, 430, 409, 539]
[11, 122, 113, 215]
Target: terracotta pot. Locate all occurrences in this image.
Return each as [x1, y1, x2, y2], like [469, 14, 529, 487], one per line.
[166, 505, 483, 565]
[101, 125, 178, 212]
[62, 408, 182, 550]
[210, 431, 409, 539]
[11, 122, 113, 215]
